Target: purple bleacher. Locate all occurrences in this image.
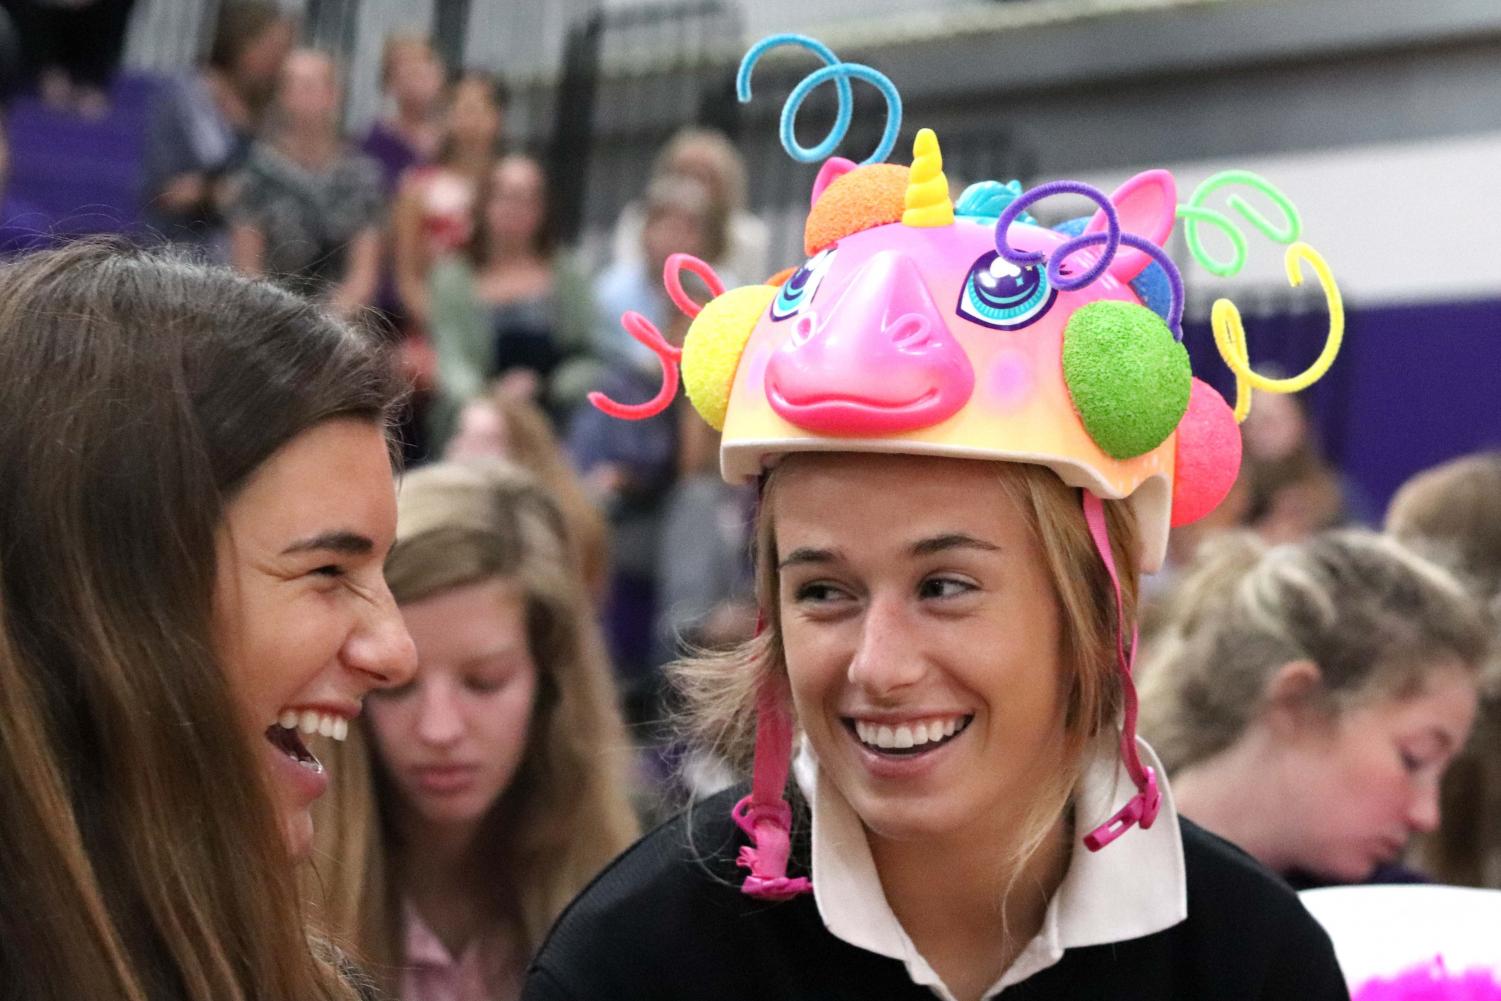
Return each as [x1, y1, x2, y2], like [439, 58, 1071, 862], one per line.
[1, 72, 160, 253]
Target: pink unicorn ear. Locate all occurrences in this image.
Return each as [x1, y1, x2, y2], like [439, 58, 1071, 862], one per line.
[811, 157, 857, 206]
[1083, 169, 1177, 284]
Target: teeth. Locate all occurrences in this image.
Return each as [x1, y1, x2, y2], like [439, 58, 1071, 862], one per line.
[278, 709, 350, 743]
[852, 715, 970, 752]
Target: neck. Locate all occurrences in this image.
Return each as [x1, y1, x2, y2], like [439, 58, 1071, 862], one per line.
[391, 102, 437, 145]
[395, 814, 497, 955]
[448, 146, 492, 179]
[487, 233, 540, 266]
[1171, 733, 1294, 872]
[870, 809, 1071, 1001]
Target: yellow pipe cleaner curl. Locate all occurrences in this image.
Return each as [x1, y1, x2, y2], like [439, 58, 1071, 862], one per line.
[1211, 241, 1344, 423]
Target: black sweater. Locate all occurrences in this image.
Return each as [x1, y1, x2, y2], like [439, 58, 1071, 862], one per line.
[524, 788, 1350, 1000]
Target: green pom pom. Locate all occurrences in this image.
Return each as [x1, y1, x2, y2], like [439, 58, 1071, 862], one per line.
[1062, 301, 1191, 459]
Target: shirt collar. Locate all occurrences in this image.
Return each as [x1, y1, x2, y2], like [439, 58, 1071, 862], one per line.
[794, 737, 1187, 999]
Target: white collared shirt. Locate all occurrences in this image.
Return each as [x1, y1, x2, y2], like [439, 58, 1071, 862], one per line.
[793, 737, 1188, 1000]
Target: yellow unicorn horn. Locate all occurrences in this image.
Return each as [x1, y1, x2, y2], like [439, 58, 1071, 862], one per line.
[902, 128, 954, 228]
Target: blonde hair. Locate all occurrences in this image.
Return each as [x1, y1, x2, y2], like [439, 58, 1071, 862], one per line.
[1386, 452, 1501, 600]
[1140, 530, 1490, 775]
[481, 391, 610, 599]
[654, 127, 748, 214]
[671, 458, 1140, 869]
[308, 461, 638, 990]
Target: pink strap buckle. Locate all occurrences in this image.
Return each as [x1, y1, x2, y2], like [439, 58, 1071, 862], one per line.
[1083, 766, 1161, 851]
[732, 795, 811, 901]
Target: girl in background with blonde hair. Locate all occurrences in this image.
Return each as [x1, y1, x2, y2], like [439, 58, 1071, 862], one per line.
[309, 461, 638, 1001]
[1140, 530, 1490, 888]
[1386, 452, 1501, 888]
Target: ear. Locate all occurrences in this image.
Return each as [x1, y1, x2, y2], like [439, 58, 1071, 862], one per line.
[811, 157, 857, 206]
[1083, 169, 1177, 284]
[1262, 659, 1329, 734]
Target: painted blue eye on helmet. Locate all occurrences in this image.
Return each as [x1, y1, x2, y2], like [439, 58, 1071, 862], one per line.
[956, 250, 1057, 330]
[770, 245, 838, 321]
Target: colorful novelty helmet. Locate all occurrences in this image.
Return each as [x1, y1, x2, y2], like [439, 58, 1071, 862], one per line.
[593, 33, 1344, 900]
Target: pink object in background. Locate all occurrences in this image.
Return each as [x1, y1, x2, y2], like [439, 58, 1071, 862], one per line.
[1353, 958, 1501, 1001]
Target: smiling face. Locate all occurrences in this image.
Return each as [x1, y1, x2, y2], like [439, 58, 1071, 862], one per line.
[1275, 662, 1477, 881]
[214, 419, 417, 860]
[772, 452, 1070, 843]
[366, 578, 538, 838]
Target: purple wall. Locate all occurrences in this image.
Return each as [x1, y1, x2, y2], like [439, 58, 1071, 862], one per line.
[1184, 297, 1501, 522]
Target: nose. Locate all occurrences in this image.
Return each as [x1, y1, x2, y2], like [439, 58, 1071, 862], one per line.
[414, 679, 465, 747]
[765, 250, 974, 435]
[342, 582, 418, 691]
[846, 593, 926, 698]
[1407, 779, 1442, 834]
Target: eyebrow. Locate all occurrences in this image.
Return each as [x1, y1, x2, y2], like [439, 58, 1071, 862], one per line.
[909, 533, 1001, 557]
[776, 534, 1000, 570]
[778, 547, 840, 571]
[280, 531, 375, 557]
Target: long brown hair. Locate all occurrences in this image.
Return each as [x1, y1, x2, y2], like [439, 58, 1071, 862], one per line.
[672, 457, 1140, 870]
[0, 241, 403, 1001]
[308, 461, 638, 993]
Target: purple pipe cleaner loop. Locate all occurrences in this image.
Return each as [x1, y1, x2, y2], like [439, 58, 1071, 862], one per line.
[1061, 231, 1186, 340]
[995, 180, 1121, 290]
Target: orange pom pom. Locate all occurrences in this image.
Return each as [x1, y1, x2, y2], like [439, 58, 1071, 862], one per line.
[804, 164, 908, 256]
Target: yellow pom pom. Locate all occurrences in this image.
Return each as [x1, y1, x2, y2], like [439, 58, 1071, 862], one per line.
[681, 284, 777, 431]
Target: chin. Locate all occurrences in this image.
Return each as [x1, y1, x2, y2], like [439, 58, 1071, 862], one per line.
[845, 786, 976, 844]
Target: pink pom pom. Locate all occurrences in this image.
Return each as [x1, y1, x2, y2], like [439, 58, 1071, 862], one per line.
[1354, 957, 1501, 1001]
[1170, 378, 1242, 527]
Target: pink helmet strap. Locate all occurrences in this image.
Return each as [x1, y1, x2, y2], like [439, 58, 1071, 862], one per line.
[1080, 490, 1162, 850]
[734, 674, 812, 900]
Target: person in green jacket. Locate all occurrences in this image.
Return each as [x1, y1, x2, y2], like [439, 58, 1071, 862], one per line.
[427, 153, 601, 447]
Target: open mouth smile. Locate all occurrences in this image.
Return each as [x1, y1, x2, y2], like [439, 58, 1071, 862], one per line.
[262, 708, 352, 775]
[843, 714, 974, 756]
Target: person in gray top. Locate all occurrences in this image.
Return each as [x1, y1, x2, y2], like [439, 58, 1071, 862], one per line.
[140, 1, 293, 257]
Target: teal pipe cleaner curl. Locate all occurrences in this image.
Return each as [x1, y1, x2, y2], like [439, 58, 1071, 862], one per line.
[736, 33, 902, 166]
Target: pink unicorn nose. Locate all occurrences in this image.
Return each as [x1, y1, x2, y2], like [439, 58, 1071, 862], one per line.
[765, 250, 974, 436]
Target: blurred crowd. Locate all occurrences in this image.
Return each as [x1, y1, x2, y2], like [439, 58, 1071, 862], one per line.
[1, 4, 1499, 999]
